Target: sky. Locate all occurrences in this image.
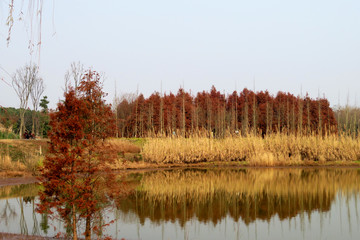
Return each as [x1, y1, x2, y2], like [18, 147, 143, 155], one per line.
[1, 0, 360, 109]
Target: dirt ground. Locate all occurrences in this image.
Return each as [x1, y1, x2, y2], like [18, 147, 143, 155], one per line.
[0, 176, 38, 187]
[0, 233, 58, 239]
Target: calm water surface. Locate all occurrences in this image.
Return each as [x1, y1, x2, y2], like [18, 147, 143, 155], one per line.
[1, 168, 360, 240]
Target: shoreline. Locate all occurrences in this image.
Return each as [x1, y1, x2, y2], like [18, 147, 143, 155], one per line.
[0, 233, 56, 240]
[1, 162, 360, 187]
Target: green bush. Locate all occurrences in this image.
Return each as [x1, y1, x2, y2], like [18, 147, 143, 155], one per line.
[0, 131, 19, 139]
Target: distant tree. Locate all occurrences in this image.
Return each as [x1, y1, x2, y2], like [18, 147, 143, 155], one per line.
[39, 96, 50, 138]
[30, 76, 45, 136]
[115, 93, 137, 137]
[64, 61, 84, 92]
[37, 70, 116, 240]
[12, 64, 39, 138]
[40, 96, 49, 112]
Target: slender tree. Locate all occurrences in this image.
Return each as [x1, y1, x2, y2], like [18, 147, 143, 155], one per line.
[30, 76, 45, 136]
[64, 61, 84, 93]
[38, 70, 116, 240]
[39, 95, 49, 138]
[12, 64, 39, 138]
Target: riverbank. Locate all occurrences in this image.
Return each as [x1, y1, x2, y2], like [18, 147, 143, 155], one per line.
[0, 233, 57, 240]
[0, 139, 48, 175]
[0, 176, 38, 187]
[1, 135, 360, 178]
[2, 164, 360, 188]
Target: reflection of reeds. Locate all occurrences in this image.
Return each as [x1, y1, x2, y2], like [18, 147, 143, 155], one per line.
[142, 134, 360, 165]
[140, 169, 360, 201]
[0, 184, 39, 200]
[114, 168, 360, 226]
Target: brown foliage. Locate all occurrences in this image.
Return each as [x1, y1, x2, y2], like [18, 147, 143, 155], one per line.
[37, 70, 116, 240]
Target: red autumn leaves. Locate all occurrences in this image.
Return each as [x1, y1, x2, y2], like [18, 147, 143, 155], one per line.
[115, 86, 337, 137]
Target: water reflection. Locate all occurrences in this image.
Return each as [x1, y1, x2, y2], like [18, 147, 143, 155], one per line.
[0, 184, 42, 236]
[1, 168, 360, 239]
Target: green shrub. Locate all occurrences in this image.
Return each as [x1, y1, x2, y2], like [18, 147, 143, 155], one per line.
[0, 131, 19, 139]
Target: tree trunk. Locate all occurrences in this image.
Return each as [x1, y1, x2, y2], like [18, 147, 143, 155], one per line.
[85, 215, 91, 240]
[32, 110, 36, 136]
[72, 204, 78, 240]
[19, 109, 25, 139]
[182, 93, 185, 137]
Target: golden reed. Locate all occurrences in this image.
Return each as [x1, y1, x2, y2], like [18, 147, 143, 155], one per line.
[141, 133, 360, 165]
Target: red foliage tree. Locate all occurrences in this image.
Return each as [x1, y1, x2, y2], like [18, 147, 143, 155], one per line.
[115, 87, 337, 137]
[37, 70, 116, 240]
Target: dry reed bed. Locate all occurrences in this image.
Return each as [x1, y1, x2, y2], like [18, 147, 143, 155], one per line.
[106, 138, 141, 154]
[141, 134, 360, 165]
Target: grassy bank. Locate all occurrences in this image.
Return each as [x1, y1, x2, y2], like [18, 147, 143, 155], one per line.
[141, 134, 360, 166]
[0, 138, 143, 176]
[0, 139, 48, 176]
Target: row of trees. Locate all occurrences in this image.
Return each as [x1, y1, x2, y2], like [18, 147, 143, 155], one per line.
[114, 87, 337, 138]
[335, 106, 360, 136]
[0, 103, 49, 139]
[3, 61, 341, 139]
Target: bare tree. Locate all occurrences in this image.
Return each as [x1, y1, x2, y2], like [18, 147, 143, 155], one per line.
[113, 81, 119, 137]
[6, 0, 47, 56]
[64, 61, 84, 92]
[31, 76, 45, 137]
[12, 64, 39, 138]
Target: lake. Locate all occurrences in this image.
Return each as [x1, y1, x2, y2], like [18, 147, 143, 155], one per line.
[1, 168, 360, 239]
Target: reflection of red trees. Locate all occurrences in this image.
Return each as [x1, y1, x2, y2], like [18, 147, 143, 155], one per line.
[116, 190, 332, 227]
[115, 87, 337, 137]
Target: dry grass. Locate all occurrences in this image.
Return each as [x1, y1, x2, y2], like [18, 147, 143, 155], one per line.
[0, 138, 143, 174]
[107, 138, 141, 154]
[103, 138, 142, 169]
[0, 139, 47, 174]
[141, 134, 360, 165]
[2, 134, 358, 174]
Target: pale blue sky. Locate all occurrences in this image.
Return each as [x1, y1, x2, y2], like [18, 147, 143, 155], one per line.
[1, 0, 360, 108]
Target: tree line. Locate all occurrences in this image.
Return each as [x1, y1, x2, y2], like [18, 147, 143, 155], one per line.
[11, 64, 47, 138]
[0, 103, 49, 139]
[114, 86, 338, 138]
[0, 63, 49, 139]
[335, 105, 360, 136]
[2, 61, 345, 139]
